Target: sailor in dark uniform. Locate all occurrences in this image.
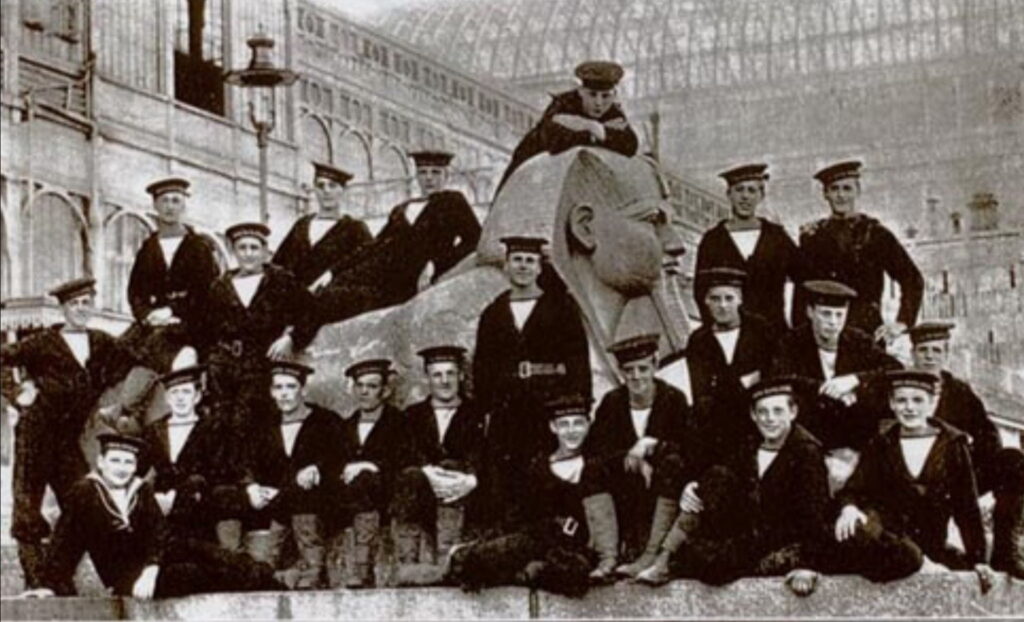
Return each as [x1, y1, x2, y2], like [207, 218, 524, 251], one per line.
[337, 358, 409, 587]
[202, 223, 318, 428]
[240, 361, 348, 590]
[907, 321, 1024, 578]
[448, 395, 612, 598]
[473, 236, 591, 529]
[794, 161, 923, 341]
[831, 370, 991, 583]
[318, 151, 483, 321]
[272, 162, 372, 299]
[585, 334, 695, 580]
[768, 280, 900, 453]
[390, 345, 486, 572]
[685, 268, 780, 463]
[694, 164, 801, 331]
[0, 278, 139, 591]
[23, 431, 281, 599]
[497, 61, 638, 191]
[123, 177, 221, 373]
[636, 377, 831, 596]
[141, 365, 244, 550]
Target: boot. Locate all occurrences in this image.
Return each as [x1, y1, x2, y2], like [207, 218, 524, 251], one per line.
[114, 366, 160, 426]
[346, 511, 379, 588]
[436, 505, 465, 560]
[616, 496, 678, 578]
[216, 519, 243, 552]
[245, 521, 286, 567]
[280, 514, 325, 590]
[636, 511, 698, 586]
[17, 541, 48, 592]
[392, 519, 424, 564]
[582, 492, 619, 582]
[325, 532, 348, 589]
[992, 492, 1024, 579]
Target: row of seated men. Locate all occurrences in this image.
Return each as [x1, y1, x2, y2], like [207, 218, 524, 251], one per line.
[4, 256, 1022, 600]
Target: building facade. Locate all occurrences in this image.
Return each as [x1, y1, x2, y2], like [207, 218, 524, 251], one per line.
[0, 0, 540, 332]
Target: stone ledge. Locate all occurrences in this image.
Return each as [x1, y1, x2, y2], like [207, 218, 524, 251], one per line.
[1, 574, 1021, 620]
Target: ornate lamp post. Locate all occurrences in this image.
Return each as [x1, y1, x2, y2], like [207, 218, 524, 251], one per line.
[225, 31, 297, 224]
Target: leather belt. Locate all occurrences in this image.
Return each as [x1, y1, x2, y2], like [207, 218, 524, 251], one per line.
[517, 361, 567, 379]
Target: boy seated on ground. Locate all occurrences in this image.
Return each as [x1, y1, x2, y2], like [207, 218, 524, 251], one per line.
[635, 377, 829, 596]
[447, 394, 616, 597]
[22, 429, 281, 599]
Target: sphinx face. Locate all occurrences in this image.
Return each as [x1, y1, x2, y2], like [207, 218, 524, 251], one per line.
[585, 198, 682, 297]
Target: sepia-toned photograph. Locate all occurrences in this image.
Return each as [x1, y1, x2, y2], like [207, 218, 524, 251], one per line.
[0, 0, 1021, 619]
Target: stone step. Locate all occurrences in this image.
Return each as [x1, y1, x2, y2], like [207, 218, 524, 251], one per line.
[1, 544, 107, 597]
[1, 573, 1021, 620]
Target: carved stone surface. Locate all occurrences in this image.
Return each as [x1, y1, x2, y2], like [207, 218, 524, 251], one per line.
[304, 148, 693, 410]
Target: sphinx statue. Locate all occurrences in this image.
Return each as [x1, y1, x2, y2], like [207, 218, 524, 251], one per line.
[302, 147, 694, 414]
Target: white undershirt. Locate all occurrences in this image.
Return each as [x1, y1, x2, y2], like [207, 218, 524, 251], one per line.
[630, 407, 651, 440]
[728, 229, 761, 261]
[357, 421, 376, 445]
[818, 349, 838, 381]
[713, 328, 741, 365]
[757, 448, 778, 478]
[308, 218, 335, 247]
[60, 332, 90, 367]
[550, 456, 584, 484]
[231, 273, 263, 308]
[510, 299, 537, 331]
[168, 421, 196, 464]
[280, 420, 303, 456]
[900, 436, 937, 479]
[158, 236, 185, 267]
[434, 407, 456, 443]
[406, 200, 428, 224]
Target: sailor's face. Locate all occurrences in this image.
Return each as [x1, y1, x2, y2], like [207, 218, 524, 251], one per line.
[313, 176, 345, 210]
[415, 166, 447, 196]
[97, 449, 138, 489]
[425, 361, 461, 405]
[165, 382, 201, 418]
[550, 414, 590, 452]
[621, 355, 657, 399]
[890, 387, 935, 431]
[705, 285, 742, 327]
[353, 373, 387, 412]
[62, 294, 95, 329]
[591, 201, 683, 296]
[808, 304, 848, 348]
[271, 374, 304, 414]
[578, 87, 616, 118]
[154, 190, 187, 226]
[824, 179, 860, 216]
[751, 395, 796, 445]
[505, 251, 542, 289]
[233, 237, 267, 272]
[727, 181, 764, 219]
[912, 341, 948, 374]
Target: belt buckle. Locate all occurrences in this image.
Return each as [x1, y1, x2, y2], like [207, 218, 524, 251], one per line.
[230, 341, 243, 357]
[518, 361, 531, 379]
[561, 516, 579, 537]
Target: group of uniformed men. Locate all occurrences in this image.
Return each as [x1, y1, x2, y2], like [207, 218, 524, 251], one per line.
[2, 60, 1022, 602]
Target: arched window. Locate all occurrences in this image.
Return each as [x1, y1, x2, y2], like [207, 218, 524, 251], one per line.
[372, 143, 410, 216]
[26, 192, 88, 295]
[103, 210, 153, 314]
[334, 130, 371, 182]
[299, 113, 332, 166]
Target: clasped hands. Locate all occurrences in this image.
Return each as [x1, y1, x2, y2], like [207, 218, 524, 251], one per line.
[422, 465, 476, 504]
